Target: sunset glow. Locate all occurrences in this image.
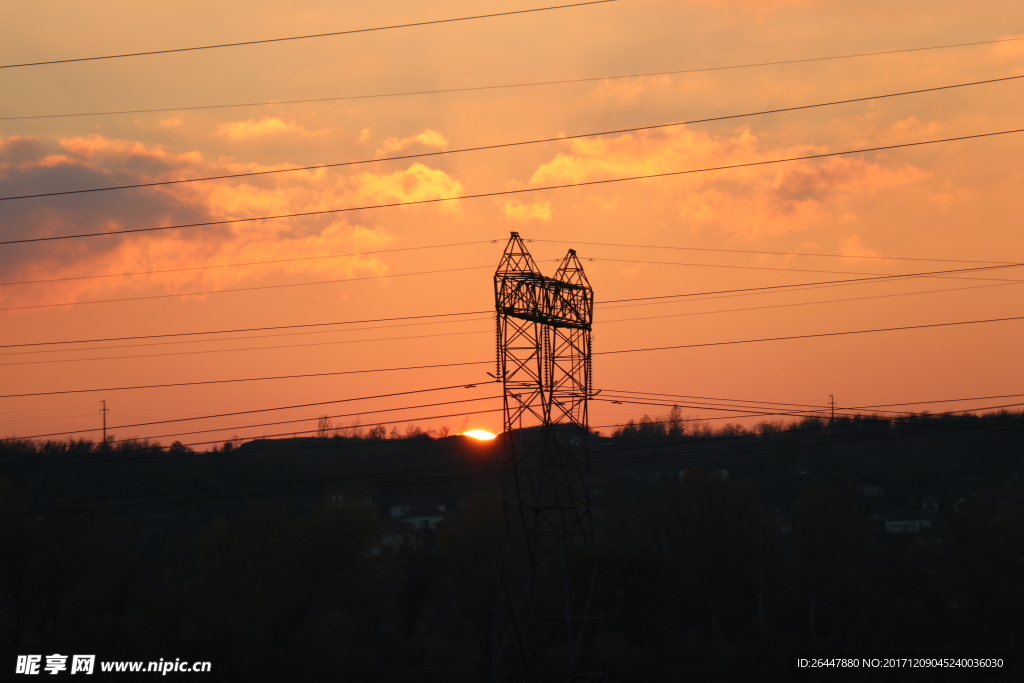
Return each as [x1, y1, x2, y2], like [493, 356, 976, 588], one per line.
[0, 0, 1021, 446]
[462, 430, 497, 441]
[3, 3, 1024, 677]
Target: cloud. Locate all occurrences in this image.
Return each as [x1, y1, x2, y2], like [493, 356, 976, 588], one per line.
[839, 233, 887, 263]
[499, 199, 551, 222]
[992, 35, 1024, 59]
[589, 75, 673, 104]
[352, 162, 463, 210]
[827, 114, 943, 148]
[929, 187, 975, 210]
[683, 0, 816, 15]
[0, 134, 463, 309]
[376, 129, 448, 156]
[218, 117, 308, 140]
[528, 125, 928, 238]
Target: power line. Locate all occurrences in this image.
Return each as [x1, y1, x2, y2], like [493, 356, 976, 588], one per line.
[15, 254, 1018, 314]
[108, 395, 504, 444]
[0, 264, 492, 312]
[5, 127, 1023, 247]
[596, 396, 825, 419]
[599, 280, 1024, 326]
[597, 314, 1024, 357]
[12, 279, 1019, 367]
[0, 310, 489, 350]
[10, 271, 1016, 357]
[0, 240, 492, 287]
[6, 410, 1020, 515]
[0, 328, 491, 367]
[0, 402, 805, 471]
[600, 260, 1024, 306]
[602, 387, 1024, 414]
[11, 251, 1020, 314]
[0, 315, 493, 357]
[6, 73, 1024, 203]
[5, 37, 1023, 121]
[0, 405, 506, 472]
[8, 312, 1024, 401]
[543, 240, 1008, 265]
[589, 256, 1024, 281]
[0, 359, 492, 399]
[10, 382, 495, 441]
[6, 386, 1022, 473]
[601, 388, 825, 410]
[601, 393, 1024, 424]
[851, 391, 1024, 410]
[0, 1, 614, 70]
[8, 253, 1021, 313]
[5, 259, 1022, 376]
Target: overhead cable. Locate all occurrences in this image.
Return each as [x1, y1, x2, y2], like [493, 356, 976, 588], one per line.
[4, 36, 1022, 120]
[536, 238, 1010, 265]
[0, 2, 614, 70]
[0, 264, 493, 312]
[0, 359, 492, 399]
[7, 313, 1024, 399]
[0, 240, 492, 287]
[4, 127, 1023, 247]
[7, 382, 494, 441]
[4, 73, 1022, 203]
[0, 310, 490, 350]
[597, 314, 1024, 356]
[5, 413, 1020, 515]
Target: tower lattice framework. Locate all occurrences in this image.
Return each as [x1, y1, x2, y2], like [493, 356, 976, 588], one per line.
[492, 232, 603, 681]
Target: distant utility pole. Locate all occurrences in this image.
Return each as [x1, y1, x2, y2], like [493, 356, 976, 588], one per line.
[100, 400, 109, 443]
[491, 232, 604, 681]
[828, 394, 836, 425]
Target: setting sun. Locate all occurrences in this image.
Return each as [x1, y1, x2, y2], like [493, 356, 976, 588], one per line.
[462, 430, 497, 441]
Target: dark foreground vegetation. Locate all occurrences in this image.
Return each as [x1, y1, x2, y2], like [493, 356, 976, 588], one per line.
[1, 410, 1022, 680]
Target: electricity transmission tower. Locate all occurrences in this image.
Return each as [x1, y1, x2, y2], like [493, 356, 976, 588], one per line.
[491, 232, 604, 681]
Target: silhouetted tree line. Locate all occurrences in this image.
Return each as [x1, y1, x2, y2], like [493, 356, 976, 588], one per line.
[1, 410, 1022, 680]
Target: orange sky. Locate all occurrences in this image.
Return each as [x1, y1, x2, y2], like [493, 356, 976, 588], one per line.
[2, 0, 1023, 445]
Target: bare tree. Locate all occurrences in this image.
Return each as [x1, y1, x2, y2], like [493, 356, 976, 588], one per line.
[316, 415, 333, 439]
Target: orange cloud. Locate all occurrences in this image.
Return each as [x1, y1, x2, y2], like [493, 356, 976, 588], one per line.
[528, 125, 928, 238]
[218, 117, 309, 140]
[827, 114, 944, 148]
[376, 129, 448, 156]
[992, 35, 1024, 59]
[352, 162, 463, 210]
[684, 0, 816, 14]
[839, 233, 887, 263]
[0, 134, 469, 309]
[499, 199, 552, 222]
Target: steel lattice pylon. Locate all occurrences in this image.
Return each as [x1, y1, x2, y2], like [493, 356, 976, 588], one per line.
[492, 232, 604, 681]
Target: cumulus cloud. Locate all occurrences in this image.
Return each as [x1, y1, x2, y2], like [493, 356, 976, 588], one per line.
[528, 125, 928, 238]
[499, 199, 551, 222]
[590, 75, 673, 104]
[353, 162, 463, 210]
[687, 0, 814, 10]
[992, 35, 1024, 59]
[828, 114, 943, 148]
[0, 133, 463, 309]
[839, 234, 887, 262]
[376, 129, 448, 157]
[218, 117, 309, 140]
